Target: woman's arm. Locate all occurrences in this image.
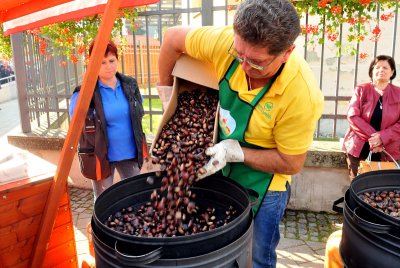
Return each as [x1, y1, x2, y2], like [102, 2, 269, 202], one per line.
[347, 85, 377, 141]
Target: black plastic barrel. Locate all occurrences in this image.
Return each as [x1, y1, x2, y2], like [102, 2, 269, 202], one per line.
[92, 214, 253, 267]
[92, 172, 253, 267]
[339, 171, 400, 267]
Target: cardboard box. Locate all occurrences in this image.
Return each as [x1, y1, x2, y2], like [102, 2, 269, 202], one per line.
[151, 55, 219, 155]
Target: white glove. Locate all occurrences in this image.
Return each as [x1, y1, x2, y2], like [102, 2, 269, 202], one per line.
[197, 139, 244, 180]
[157, 85, 173, 110]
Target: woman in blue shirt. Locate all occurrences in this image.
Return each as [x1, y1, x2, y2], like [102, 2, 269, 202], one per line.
[69, 40, 145, 200]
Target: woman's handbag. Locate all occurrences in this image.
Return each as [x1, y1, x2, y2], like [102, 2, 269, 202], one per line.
[358, 150, 400, 174]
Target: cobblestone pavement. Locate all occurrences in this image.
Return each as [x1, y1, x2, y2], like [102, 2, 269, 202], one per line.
[69, 186, 344, 267]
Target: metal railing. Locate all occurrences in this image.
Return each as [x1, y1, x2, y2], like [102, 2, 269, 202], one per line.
[0, 75, 16, 86]
[9, 1, 400, 139]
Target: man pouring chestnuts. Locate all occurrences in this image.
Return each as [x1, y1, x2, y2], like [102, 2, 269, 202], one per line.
[157, 0, 324, 267]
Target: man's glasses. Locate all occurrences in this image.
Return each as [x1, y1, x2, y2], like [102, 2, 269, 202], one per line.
[227, 42, 277, 71]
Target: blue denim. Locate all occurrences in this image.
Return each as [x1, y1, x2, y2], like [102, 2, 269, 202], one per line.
[252, 185, 290, 268]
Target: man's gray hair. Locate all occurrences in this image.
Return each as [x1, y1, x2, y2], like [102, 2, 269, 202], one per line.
[233, 0, 300, 55]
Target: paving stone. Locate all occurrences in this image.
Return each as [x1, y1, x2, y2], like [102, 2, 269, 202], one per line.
[315, 248, 326, 260]
[277, 238, 305, 250]
[308, 217, 317, 223]
[298, 258, 324, 267]
[308, 222, 317, 228]
[298, 223, 308, 229]
[278, 244, 321, 263]
[299, 234, 309, 240]
[304, 241, 326, 251]
[310, 236, 321, 242]
[297, 212, 306, 219]
[286, 215, 297, 221]
[286, 232, 297, 239]
[75, 207, 87, 213]
[286, 227, 297, 234]
[298, 228, 308, 235]
[276, 253, 299, 267]
[306, 212, 316, 218]
[311, 231, 319, 237]
[320, 230, 331, 237]
[286, 210, 296, 216]
[327, 214, 340, 220]
[287, 222, 297, 228]
[299, 218, 308, 224]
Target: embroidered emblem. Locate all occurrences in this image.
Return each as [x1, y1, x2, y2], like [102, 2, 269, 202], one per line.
[256, 102, 273, 120]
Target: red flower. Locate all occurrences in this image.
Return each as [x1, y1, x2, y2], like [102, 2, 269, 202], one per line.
[327, 33, 338, 42]
[331, 6, 342, 15]
[38, 38, 48, 55]
[360, 16, 369, 24]
[301, 24, 319, 35]
[69, 53, 78, 64]
[370, 25, 381, 42]
[359, 0, 371, 5]
[359, 52, 368, 60]
[380, 13, 394, 22]
[318, 0, 333, 8]
[318, 0, 327, 8]
[372, 25, 381, 35]
[78, 45, 86, 55]
[348, 18, 357, 25]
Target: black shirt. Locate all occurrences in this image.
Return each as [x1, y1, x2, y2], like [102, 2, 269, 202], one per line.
[360, 96, 382, 160]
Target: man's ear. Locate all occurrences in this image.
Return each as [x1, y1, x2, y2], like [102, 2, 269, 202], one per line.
[282, 44, 295, 63]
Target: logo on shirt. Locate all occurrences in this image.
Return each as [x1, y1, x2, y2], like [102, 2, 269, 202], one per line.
[256, 102, 273, 120]
[219, 108, 236, 136]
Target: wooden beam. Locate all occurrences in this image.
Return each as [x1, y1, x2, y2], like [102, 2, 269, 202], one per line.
[30, 0, 122, 266]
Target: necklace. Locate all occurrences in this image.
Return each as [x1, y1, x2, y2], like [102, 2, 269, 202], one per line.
[247, 76, 252, 91]
[378, 98, 383, 110]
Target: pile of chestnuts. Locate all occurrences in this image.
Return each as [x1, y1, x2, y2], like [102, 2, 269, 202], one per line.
[104, 89, 239, 237]
[359, 189, 400, 219]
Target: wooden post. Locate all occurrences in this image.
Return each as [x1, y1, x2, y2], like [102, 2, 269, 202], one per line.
[30, 0, 122, 266]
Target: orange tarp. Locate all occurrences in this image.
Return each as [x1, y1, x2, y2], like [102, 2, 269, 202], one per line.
[0, 0, 73, 23]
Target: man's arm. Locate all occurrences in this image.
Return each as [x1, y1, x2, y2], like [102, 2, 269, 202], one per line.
[158, 26, 193, 86]
[242, 147, 307, 175]
[197, 140, 307, 180]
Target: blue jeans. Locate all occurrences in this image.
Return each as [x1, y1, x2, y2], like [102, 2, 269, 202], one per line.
[91, 159, 139, 200]
[252, 184, 290, 268]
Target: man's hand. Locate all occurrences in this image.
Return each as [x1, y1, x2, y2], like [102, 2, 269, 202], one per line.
[157, 85, 173, 110]
[197, 139, 244, 180]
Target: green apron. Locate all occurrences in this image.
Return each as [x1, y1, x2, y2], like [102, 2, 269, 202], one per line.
[219, 60, 273, 216]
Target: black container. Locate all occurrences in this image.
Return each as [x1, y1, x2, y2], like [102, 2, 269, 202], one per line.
[338, 170, 400, 267]
[92, 213, 253, 267]
[92, 172, 253, 266]
[349, 170, 400, 230]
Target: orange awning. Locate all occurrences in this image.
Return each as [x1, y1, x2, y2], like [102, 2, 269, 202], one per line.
[2, 0, 159, 35]
[0, 0, 73, 24]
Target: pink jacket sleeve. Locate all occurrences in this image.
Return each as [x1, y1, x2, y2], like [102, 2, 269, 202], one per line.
[346, 85, 377, 141]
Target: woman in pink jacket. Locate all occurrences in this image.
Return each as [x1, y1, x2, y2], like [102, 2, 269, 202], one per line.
[342, 55, 400, 180]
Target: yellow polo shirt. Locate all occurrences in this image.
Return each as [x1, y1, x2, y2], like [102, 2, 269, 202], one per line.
[186, 26, 324, 191]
